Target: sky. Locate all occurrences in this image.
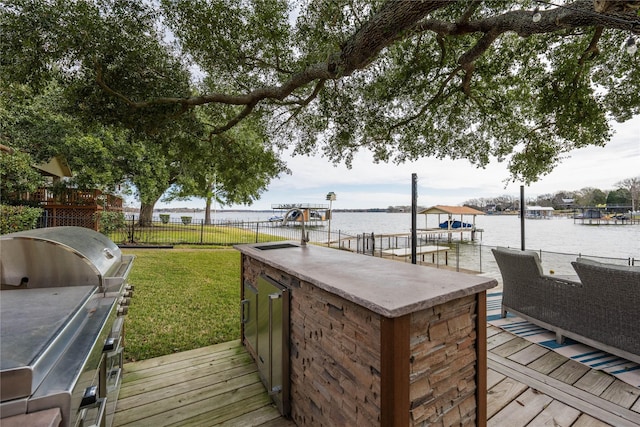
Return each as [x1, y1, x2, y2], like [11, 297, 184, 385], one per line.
[149, 115, 639, 211]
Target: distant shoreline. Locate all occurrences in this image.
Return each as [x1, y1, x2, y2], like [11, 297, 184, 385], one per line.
[123, 207, 523, 215]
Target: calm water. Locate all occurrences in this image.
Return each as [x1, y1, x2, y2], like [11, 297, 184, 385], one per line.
[162, 210, 639, 260]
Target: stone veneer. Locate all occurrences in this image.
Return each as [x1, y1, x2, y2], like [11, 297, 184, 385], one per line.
[409, 294, 478, 426]
[241, 254, 481, 426]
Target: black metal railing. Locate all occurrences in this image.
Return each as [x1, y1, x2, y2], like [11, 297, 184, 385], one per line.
[33, 215, 636, 284]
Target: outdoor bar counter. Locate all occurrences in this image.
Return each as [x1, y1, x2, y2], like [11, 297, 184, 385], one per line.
[236, 241, 497, 426]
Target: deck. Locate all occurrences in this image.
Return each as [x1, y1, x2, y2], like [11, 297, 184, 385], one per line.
[113, 340, 295, 426]
[114, 328, 640, 426]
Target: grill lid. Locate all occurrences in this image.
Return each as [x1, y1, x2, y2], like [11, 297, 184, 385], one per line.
[0, 286, 98, 401]
[0, 226, 130, 290]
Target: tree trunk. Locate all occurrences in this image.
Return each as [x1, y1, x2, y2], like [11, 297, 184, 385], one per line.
[139, 201, 156, 227]
[204, 196, 212, 225]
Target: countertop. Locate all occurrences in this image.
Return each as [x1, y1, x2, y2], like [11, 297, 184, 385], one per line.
[235, 242, 497, 318]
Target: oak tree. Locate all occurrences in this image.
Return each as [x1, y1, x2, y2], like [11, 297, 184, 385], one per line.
[2, 0, 639, 184]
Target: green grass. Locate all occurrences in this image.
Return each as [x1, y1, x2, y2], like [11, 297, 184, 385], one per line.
[122, 248, 241, 362]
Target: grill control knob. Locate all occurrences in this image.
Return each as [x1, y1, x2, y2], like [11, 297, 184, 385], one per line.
[124, 284, 134, 298]
[103, 337, 116, 352]
[80, 386, 98, 408]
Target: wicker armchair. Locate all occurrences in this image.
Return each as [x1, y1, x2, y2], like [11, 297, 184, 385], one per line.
[570, 258, 640, 363]
[492, 247, 640, 364]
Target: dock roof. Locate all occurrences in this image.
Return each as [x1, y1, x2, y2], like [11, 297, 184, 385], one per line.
[418, 205, 485, 216]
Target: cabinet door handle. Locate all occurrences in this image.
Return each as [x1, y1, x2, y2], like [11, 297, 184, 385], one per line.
[240, 299, 250, 324]
[268, 292, 282, 393]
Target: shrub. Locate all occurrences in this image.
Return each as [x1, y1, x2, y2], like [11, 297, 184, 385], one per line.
[181, 216, 192, 225]
[159, 214, 170, 224]
[95, 211, 127, 235]
[0, 205, 43, 234]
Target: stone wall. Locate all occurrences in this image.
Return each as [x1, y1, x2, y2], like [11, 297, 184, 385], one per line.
[409, 294, 478, 426]
[242, 255, 382, 426]
[241, 255, 481, 426]
[289, 280, 382, 426]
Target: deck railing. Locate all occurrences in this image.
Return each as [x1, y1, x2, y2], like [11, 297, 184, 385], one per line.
[13, 188, 123, 210]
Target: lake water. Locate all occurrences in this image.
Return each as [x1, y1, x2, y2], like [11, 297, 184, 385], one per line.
[162, 210, 639, 260]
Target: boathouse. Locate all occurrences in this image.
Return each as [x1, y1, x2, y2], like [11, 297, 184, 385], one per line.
[525, 205, 555, 219]
[418, 205, 485, 242]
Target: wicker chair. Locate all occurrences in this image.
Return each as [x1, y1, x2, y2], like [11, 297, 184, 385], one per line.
[492, 247, 640, 364]
[570, 258, 640, 363]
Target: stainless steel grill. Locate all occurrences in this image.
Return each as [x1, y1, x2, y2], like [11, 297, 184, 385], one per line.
[0, 226, 134, 427]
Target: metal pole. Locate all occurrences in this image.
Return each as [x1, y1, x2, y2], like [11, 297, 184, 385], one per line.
[411, 173, 418, 264]
[520, 185, 525, 251]
[327, 198, 332, 246]
[130, 215, 135, 244]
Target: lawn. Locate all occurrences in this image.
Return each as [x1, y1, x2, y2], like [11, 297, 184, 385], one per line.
[121, 248, 241, 362]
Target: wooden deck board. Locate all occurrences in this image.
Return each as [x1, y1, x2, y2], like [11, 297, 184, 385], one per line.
[487, 327, 640, 427]
[527, 400, 581, 426]
[488, 388, 553, 427]
[114, 331, 640, 426]
[114, 341, 289, 427]
[574, 370, 616, 396]
[486, 377, 528, 418]
[601, 380, 640, 409]
[526, 350, 568, 375]
[573, 414, 615, 426]
[507, 343, 548, 366]
[492, 337, 532, 358]
[119, 356, 254, 400]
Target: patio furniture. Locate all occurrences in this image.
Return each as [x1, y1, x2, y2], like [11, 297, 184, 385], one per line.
[570, 258, 640, 363]
[491, 247, 640, 364]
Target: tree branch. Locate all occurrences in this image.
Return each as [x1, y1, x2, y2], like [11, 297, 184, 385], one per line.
[388, 65, 462, 132]
[578, 26, 603, 66]
[93, 0, 639, 134]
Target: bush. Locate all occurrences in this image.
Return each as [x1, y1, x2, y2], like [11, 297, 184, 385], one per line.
[0, 205, 43, 234]
[95, 211, 127, 235]
[181, 216, 192, 225]
[159, 214, 170, 224]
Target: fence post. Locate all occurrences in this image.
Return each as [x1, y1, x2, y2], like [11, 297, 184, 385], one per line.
[200, 219, 204, 244]
[129, 215, 135, 244]
[255, 222, 259, 243]
[371, 232, 375, 256]
[456, 243, 460, 272]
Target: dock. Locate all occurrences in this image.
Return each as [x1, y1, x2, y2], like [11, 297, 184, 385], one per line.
[381, 245, 450, 264]
[113, 331, 640, 426]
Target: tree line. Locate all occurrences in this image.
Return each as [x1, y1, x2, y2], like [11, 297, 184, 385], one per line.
[463, 177, 640, 212]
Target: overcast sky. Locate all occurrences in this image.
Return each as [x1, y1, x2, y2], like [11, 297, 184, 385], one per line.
[152, 115, 639, 211]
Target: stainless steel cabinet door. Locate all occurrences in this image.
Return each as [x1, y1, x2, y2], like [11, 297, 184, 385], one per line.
[256, 275, 290, 416]
[241, 282, 258, 354]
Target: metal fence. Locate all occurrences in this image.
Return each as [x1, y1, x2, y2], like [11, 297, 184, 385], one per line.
[35, 215, 637, 284]
[337, 231, 636, 283]
[106, 215, 331, 246]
